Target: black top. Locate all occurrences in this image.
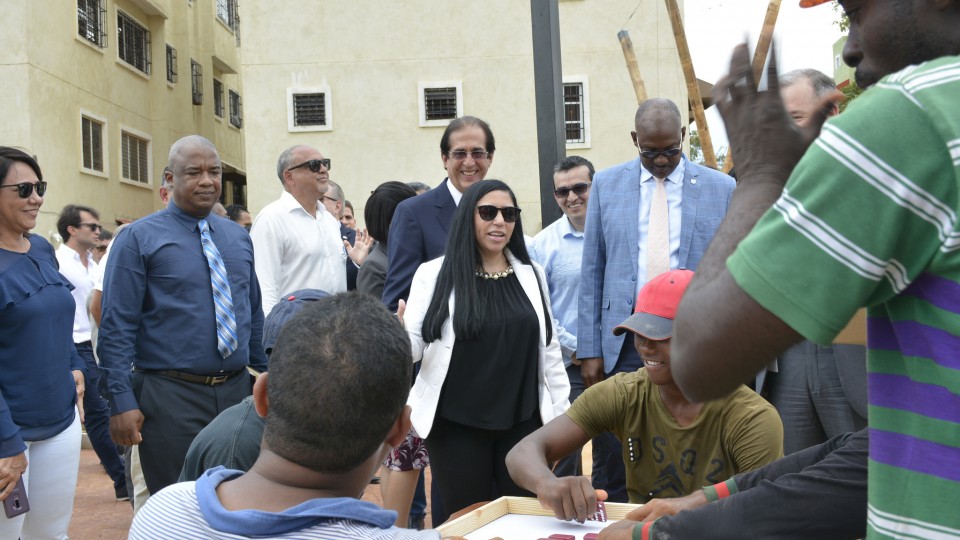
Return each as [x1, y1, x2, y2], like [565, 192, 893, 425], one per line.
[440, 273, 540, 430]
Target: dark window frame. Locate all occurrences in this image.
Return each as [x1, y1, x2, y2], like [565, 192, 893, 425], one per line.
[120, 131, 150, 184]
[213, 79, 225, 117]
[81, 116, 104, 173]
[165, 44, 178, 83]
[117, 10, 151, 75]
[563, 82, 585, 144]
[78, 0, 107, 48]
[423, 87, 458, 122]
[191, 60, 203, 105]
[292, 93, 327, 127]
[229, 90, 243, 128]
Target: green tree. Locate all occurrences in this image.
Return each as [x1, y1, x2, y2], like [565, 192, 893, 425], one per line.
[839, 82, 864, 113]
[689, 130, 727, 171]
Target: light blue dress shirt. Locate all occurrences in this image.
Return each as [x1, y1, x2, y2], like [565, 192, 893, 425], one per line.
[530, 216, 583, 367]
[636, 158, 686, 295]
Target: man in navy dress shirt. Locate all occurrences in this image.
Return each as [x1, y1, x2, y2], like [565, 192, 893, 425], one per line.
[98, 135, 268, 496]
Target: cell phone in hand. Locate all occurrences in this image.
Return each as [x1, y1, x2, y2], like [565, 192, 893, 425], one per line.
[3, 476, 29, 518]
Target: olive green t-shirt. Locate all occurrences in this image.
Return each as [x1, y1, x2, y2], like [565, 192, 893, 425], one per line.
[566, 370, 783, 503]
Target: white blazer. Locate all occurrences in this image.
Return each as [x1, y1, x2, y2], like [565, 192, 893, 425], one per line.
[405, 250, 571, 438]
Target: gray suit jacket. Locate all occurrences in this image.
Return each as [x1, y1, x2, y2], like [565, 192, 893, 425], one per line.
[579, 157, 735, 372]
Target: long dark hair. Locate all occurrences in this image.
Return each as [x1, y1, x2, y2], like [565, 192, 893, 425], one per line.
[422, 180, 551, 344]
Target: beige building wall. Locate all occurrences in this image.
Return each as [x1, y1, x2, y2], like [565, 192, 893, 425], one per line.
[241, 0, 687, 233]
[0, 0, 246, 240]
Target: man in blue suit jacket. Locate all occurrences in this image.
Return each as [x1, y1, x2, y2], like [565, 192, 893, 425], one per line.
[578, 98, 735, 501]
[379, 115, 496, 527]
[381, 116, 496, 312]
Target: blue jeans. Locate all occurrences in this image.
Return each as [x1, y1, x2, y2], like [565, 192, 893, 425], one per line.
[76, 342, 126, 488]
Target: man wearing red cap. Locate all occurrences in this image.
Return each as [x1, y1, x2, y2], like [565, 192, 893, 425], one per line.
[505, 270, 782, 522]
[668, 1, 960, 539]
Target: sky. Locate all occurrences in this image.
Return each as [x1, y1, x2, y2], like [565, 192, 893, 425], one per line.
[679, 0, 846, 154]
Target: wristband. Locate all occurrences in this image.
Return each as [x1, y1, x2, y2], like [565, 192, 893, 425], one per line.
[633, 519, 657, 540]
[702, 478, 739, 502]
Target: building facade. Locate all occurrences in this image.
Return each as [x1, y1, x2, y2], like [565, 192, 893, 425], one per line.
[240, 0, 688, 231]
[0, 0, 246, 238]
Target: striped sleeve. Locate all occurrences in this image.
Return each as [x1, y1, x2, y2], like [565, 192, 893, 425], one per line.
[727, 79, 957, 344]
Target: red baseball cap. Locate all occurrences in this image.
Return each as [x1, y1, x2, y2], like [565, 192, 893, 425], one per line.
[613, 269, 694, 340]
[799, 0, 831, 7]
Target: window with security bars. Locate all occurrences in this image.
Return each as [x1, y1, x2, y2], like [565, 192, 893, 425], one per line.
[216, 0, 238, 29]
[117, 11, 151, 75]
[121, 131, 149, 184]
[229, 90, 243, 128]
[292, 93, 326, 127]
[564, 83, 585, 144]
[166, 45, 177, 83]
[213, 79, 224, 117]
[81, 116, 104, 172]
[78, 0, 107, 48]
[423, 87, 458, 121]
[191, 60, 203, 105]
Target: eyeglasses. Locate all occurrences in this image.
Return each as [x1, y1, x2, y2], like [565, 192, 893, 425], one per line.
[0, 181, 47, 199]
[287, 158, 331, 173]
[447, 150, 489, 161]
[477, 205, 521, 223]
[638, 146, 682, 160]
[553, 182, 591, 199]
[94, 245, 108, 252]
[322, 195, 340, 204]
[78, 223, 102, 232]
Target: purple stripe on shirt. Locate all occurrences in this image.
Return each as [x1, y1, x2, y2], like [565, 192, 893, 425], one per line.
[902, 272, 960, 313]
[867, 318, 960, 370]
[870, 428, 960, 483]
[869, 373, 960, 423]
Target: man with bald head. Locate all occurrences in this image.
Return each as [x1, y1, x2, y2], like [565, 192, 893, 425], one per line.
[251, 145, 346, 315]
[578, 98, 735, 501]
[99, 135, 267, 497]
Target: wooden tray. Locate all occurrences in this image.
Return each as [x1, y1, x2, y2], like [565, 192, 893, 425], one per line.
[435, 496, 640, 537]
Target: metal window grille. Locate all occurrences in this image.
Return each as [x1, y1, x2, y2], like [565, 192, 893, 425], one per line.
[78, 0, 107, 48]
[292, 93, 326, 126]
[81, 117, 104, 172]
[423, 87, 457, 121]
[191, 60, 203, 105]
[117, 11, 151, 74]
[166, 45, 178, 83]
[229, 91, 243, 128]
[121, 131, 149, 183]
[563, 83, 585, 144]
[213, 79, 224, 117]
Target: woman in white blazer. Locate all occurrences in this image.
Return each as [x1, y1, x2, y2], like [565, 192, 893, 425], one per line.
[402, 179, 570, 516]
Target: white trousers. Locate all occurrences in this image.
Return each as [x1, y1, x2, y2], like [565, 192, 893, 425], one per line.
[0, 412, 81, 540]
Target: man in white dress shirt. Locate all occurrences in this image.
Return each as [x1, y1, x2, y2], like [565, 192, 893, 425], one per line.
[251, 145, 347, 315]
[55, 203, 127, 500]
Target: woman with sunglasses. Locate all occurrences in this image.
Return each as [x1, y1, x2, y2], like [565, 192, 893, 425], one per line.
[402, 179, 570, 515]
[0, 147, 84, 538]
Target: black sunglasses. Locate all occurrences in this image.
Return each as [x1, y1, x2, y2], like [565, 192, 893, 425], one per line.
[639, 147, 682, 160]
[477, 205, 521, 223]
[78, 223, 102, 232]
[0, 181, 47, 199]
[287, 158, 331, 173]
[553, 182, 591, 199]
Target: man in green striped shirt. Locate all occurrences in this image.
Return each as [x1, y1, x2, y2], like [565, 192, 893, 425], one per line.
[614, 1, 960, 540]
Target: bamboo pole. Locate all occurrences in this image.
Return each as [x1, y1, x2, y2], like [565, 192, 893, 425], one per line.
[617, 30, 648, 105]
[663, 0, 717, 168]
[725, 0, 782, 176]
[752, 0, 782, 84]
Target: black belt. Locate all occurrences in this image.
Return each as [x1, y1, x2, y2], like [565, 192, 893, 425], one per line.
[134, 368, 245, 386]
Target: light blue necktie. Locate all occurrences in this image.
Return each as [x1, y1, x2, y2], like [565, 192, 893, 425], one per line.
[199, 219, 239, 358]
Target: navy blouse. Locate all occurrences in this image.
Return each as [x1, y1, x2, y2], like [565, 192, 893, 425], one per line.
[0, 235, 81, 458]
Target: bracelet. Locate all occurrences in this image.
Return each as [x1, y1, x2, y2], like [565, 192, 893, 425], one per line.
[633, 520, 656, 540]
